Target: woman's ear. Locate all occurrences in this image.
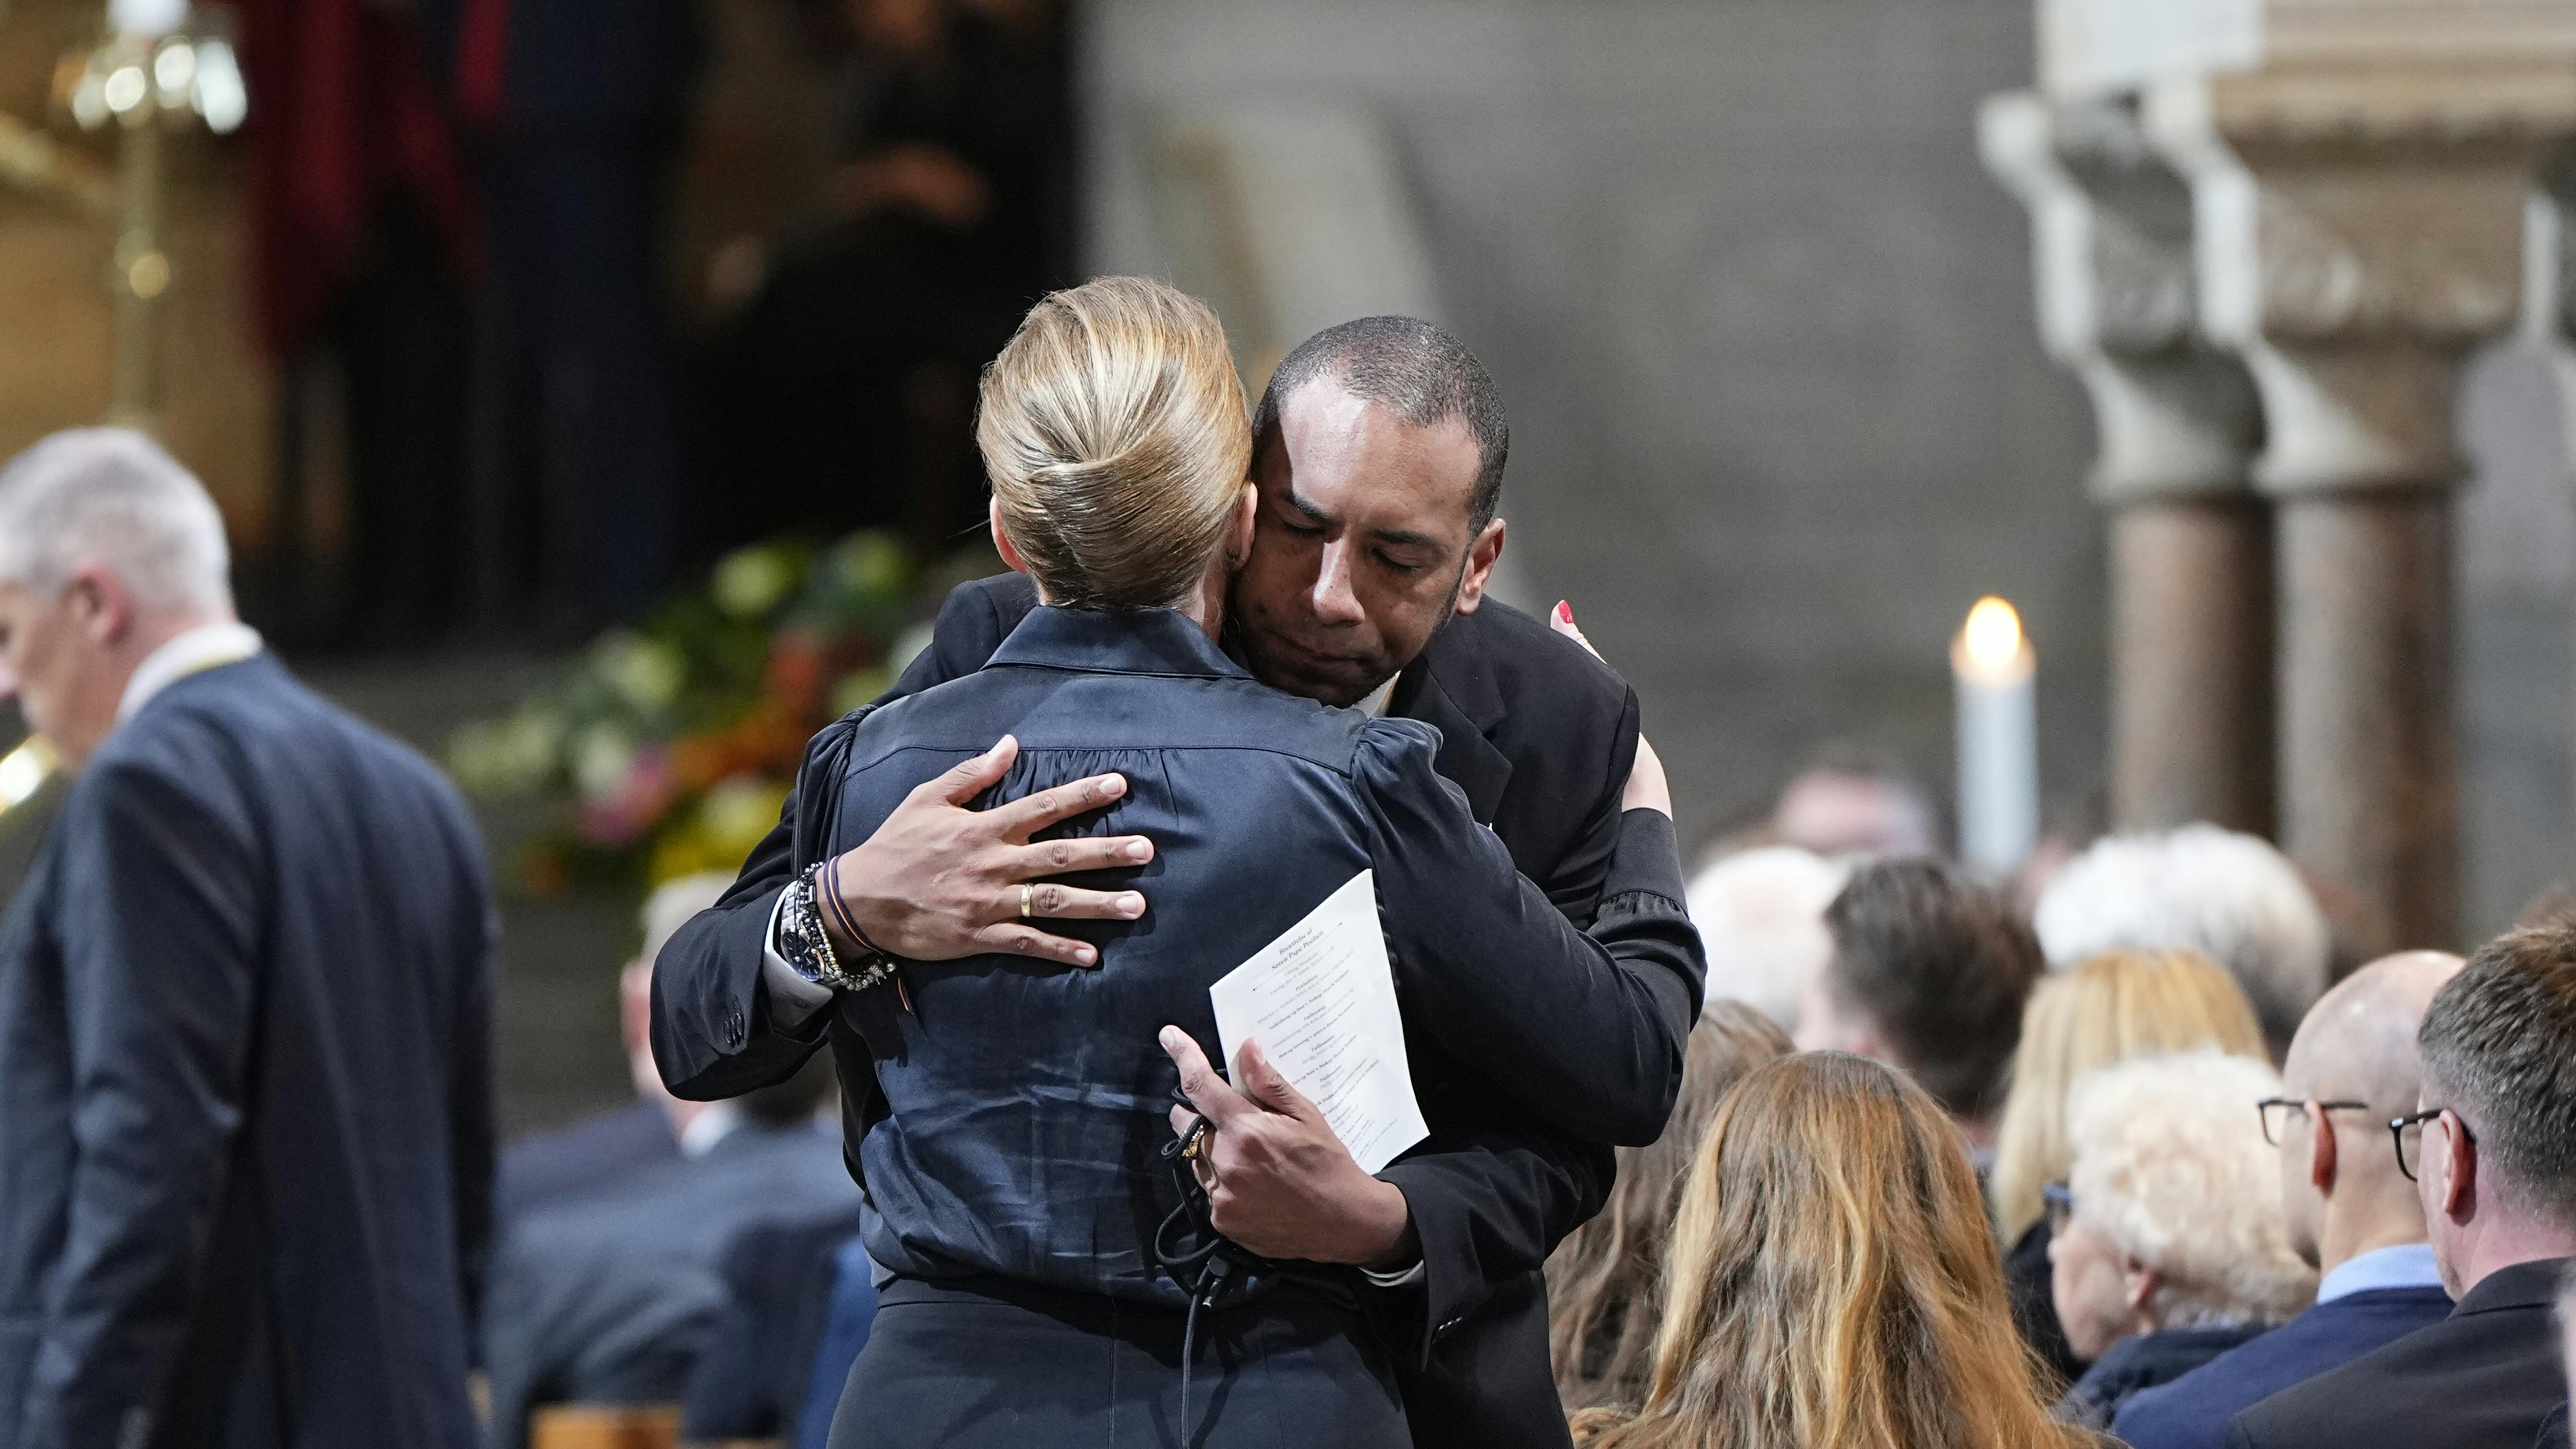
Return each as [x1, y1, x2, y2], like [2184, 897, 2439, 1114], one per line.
[2122, 1258, 2163, 1318]
[991, 496, 1031, 576]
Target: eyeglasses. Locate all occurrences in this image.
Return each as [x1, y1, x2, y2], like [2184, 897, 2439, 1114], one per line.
[2041, 1180, 2075, 1235]
[2256, 1096, 2374, 1147]
[2389, 1107, 2476, 1182]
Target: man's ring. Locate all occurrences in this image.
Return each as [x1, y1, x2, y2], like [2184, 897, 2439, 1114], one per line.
[1179, 1117, 1210, 1160]
[1020, 884, 1034, 918]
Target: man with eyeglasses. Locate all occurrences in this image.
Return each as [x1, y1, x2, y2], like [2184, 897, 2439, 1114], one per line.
[2225, 924, 2576, 1449]
[2108, 951, 2461, 1449]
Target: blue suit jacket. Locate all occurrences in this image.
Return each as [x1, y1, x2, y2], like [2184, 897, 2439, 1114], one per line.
[0, 654, 495, 1449]
[495, 1098, 679, 1224]
[2113, 1285, 2454, 1449]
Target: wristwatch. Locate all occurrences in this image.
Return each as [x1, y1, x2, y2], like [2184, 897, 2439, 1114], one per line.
[779, 865, 898, 993]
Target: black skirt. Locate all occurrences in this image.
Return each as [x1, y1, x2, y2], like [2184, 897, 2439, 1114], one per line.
[827, 1274, 1412, 1449]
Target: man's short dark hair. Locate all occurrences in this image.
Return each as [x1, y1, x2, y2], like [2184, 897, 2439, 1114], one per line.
[1823, 858, 2044, 1121]
[1252, 316, 1510, 534]
[2419, 922, 2576, 1221]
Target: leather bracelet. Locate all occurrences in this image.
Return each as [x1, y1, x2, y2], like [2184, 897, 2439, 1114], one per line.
[821, 854, 891, 960]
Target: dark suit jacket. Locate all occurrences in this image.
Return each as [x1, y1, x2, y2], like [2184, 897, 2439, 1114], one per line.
[495, 1098, 679, 1223]
[2113, 1285, 2454, 1449]
[2228, 1257, 2573, 1449]
[780, 572, 1655, 1446]
[481, 1119, 857, 1449]
[679, 1205, 865, 1443]
[0, 653, 496, 1449]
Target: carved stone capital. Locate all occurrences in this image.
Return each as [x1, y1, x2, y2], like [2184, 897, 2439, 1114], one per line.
[2147, 63, 2576, 495]
[1981, 91, 2261, 501]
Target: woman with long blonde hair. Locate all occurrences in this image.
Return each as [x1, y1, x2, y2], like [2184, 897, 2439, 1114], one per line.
[1547, 1001, 1794, 1412]
[1573, 1052, 2096, 1449]
[1988, 948, 2270, 1382]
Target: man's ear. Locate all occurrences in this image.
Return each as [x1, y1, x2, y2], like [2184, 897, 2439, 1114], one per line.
[1224, 480, 1256, 571]
[2308, 1100, 2340, 1195]
[65, 565, 131, 646]
[1452, 517, 1505, 617]
[990, 497, 1031, 577]
[2437, 1110, 2477, 1219]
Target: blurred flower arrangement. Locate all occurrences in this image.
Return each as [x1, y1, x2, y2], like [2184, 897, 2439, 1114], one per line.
[449, 531, 979, 895]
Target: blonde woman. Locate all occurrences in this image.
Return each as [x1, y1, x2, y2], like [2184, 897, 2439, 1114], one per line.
[1572, 1053, 2100, 1449]
[1547, 1001, 1794, 1412]
[656, 277, 1703, 1448]
[1990, 948, 2270, 1384]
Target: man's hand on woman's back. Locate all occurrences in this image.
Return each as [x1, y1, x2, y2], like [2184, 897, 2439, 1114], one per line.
[826, 734, 1155, 968]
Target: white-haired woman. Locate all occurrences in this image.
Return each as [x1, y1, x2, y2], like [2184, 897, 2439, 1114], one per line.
[2049, 1049, 2317, 1428]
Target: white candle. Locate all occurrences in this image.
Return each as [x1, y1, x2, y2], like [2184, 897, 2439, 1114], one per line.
[1953, 596, 2038, 877]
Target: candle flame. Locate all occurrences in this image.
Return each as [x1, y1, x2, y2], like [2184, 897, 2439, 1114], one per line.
[1961, 596, 2024, 673]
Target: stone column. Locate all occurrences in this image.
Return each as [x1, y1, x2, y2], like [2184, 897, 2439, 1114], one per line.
[2524, 156, 2576, 884]
[2144, 54, 2576, 953]
[1981, 94, 2272, 835]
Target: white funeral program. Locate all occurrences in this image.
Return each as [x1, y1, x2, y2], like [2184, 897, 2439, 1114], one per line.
[1207, 870, 1429, 1176]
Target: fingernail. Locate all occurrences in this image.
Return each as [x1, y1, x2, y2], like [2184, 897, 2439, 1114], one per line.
[1125, 840, 1152, 861]
[1103, 775, 1126, 796]
[1075, 945, 1097, 967]
[1158, 1026, 1180, 1050]
[1118, 893, 1144, 916]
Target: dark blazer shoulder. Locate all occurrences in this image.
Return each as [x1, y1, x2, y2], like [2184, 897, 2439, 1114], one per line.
[1433, 599, 1631, 723]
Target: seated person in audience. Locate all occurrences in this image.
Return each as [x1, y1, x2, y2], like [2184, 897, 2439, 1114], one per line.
[2049, 1050, 2315, 1428]
[1767, 746, 1939, 858]
[681, 1204, 866, 1449]
[496, 873, 733, 1222]
[2110, 951, 2463, 1449]
[1546, 1001, 1792, 1412]
[1991, 949, 2272, 1386]
[482, 1049, 851, 1449]
[1683, 846, 1846, 1034]
[1570, 1052, 2095, 1448]
[1794, 857, 2044, 1158]
[2227, 923, 2576, 1449]
[2033, 824, 2331, 1061]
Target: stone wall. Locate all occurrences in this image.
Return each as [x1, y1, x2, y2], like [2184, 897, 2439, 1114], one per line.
[1083, 0, 2574, 938]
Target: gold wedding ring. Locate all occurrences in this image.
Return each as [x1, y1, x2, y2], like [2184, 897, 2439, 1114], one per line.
[1020, 883, 1034, 919]
[1179, 1119, 1210, 1160]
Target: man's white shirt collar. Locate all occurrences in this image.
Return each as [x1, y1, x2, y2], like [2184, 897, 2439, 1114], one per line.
[117, 621, 263, 724]
[1358, 676, 1397, 719]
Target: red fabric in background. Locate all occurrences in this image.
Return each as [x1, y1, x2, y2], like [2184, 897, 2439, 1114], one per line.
[233, 0, 482, 356]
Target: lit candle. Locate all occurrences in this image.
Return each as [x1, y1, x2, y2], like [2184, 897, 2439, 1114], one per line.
[1953, 596, 2038, 877]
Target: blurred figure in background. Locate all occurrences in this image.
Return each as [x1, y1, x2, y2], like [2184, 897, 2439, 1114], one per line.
[1546, 1001, 1792, 1413]
[1795, 857, 2044, 1156]
[2228, 923, 2576, 1449]
[1990, 949, 2271, 1387]
[2110, 951, 2461, 1449]
[1570, 1053, 2092, 1449]
[2033, 825, 2331, 1061]
[680, 1201, 869, 1449]
[701, 0, 1074, 554]
[495, 872, 734, 1222]
[1683, 845, 1846, 1034]
[0, 430, 496, 1448]
[482, 1046, 847, 1448]
[1766, 746, 1939, 858]
[2048, 1050, 2316, 1429]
